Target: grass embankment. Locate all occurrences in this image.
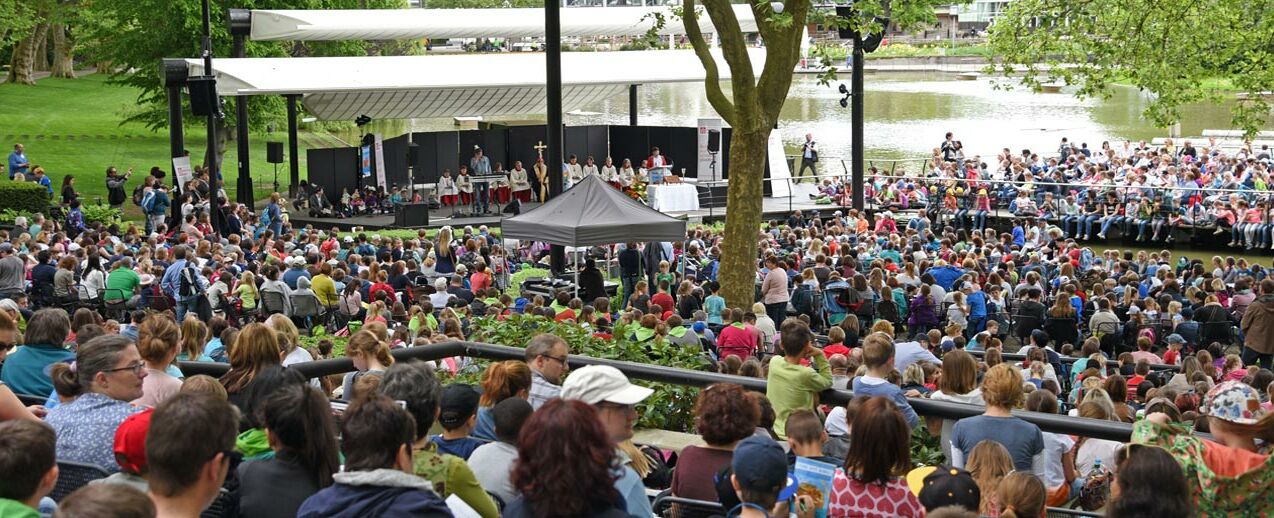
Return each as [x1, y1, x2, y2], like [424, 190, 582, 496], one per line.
[813, 42, 994, 61]
[0, 74, 308, 220]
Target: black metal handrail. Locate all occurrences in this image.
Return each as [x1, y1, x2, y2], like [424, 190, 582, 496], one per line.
[965, 349, 1182, 372]
[180, 340, 1143, 442]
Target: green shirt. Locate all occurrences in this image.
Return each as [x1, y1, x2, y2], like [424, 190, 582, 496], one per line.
[765, 353, 833, 439]
[0, 498, 38, 518]
[413, 441, 499, 518]
[104, 268, 140, 302]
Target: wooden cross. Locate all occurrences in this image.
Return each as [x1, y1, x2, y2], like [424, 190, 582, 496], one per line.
[534, 141, 547, 158]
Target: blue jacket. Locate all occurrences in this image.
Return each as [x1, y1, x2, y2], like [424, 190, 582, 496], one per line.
[297, 469, 452, 518]
[852, 376, 920, 429]
[929, 265, 965, 291]
[0, 343, 75, 397]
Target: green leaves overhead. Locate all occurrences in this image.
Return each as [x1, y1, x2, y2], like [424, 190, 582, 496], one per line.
[988, 0, 1274, 137]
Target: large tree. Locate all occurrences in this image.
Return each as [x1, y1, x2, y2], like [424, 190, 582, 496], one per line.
[988, 0, 1274, 136]
[682, 0, 950, 308]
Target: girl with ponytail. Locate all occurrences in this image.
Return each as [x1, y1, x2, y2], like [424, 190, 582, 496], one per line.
[134, 315, 181, 408]
[472, 360, 531, 441]
[996, 472, 1046, 518]
[340, 329, 393, 402]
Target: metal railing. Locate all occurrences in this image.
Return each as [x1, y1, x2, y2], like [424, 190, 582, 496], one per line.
[181, 340, 1162, 442]
[966, 349, 1182, 372]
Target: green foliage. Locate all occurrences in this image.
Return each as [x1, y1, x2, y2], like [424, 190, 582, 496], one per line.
[0, 209, 32, 225]
[504, 267, 549, 298]
[910, 423, 945, 467]
[80, 204, 122, 227]
[0, 182, 51, 216]
[987, 0, 1274, 137]
[300, 334, 348, 358]
[465, 314, 714, 432]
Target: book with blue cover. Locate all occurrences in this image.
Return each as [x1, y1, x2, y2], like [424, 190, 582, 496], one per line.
[793, 456, 837, 518]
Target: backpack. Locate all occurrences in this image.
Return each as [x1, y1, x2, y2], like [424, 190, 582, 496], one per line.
[132, 185, 146, 206]
[178, 265, 203, 297]
[141, 190, 157, 215]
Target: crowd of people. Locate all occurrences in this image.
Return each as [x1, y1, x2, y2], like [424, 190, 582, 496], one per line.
[1, 133, 1273, 517]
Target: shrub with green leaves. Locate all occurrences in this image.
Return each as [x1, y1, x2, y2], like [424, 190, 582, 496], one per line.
[80, 205, 123, 227]
[0, 182, 51, 216]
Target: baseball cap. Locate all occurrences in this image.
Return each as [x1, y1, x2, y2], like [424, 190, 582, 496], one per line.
[916, 467, 980, 511]
[0, 243, 11, 252]
[114, 408, 154, 475]
[1203, 381, 1266, 425]
[1165, 334, 1186, 345]
[560, 365, 653, 406]
[343, 236, 354, 243]
[731, 436, 799, 499]
[438, 384, 481, 429]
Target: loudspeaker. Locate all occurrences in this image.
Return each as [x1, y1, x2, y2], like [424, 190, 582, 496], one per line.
[707, 130, 721, 153]
[395, 202, 430, 227]
[836, 6, 854, 39]
[502, 198, 522, 216]
[267, 142, 284, 164]
[407, 142, 420, 179]
[187, 76, 219, 117]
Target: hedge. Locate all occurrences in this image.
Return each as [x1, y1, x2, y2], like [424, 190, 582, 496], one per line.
[0, 182, 51, 216]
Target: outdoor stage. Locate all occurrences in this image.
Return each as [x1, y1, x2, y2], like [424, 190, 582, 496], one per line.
[287, 184, 837, 231]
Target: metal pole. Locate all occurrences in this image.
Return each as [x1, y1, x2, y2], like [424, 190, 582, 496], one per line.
[629, 84, 638, 126]
[164, 65, 186, 229]
[547, 0, 566, 275]
[851, 32, 865, 211]
[286, 94, 301, 197]
[200, 0, 223, 238]
[233, 34, 252, 206]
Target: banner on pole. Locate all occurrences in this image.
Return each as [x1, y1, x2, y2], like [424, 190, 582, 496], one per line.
[373, 133, 387, 188]
[173, 156, 195, 187]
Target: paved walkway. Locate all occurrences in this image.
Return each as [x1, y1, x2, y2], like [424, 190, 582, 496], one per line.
[0, 68, 97, 84]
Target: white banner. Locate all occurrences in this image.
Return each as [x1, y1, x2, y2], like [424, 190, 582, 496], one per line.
[373, 133, 387, 188]
[172, 156, 195, 187]
[767, 131, 792, 198]
[696, 118, 723, 183]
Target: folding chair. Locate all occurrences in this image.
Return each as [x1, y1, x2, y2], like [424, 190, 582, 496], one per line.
[49, 460, 111, 502]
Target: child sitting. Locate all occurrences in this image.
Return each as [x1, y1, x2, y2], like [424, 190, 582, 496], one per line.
[429, 384, 488, 460]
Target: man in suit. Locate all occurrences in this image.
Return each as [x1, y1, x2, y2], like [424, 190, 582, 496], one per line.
[796, 133, 817, 183]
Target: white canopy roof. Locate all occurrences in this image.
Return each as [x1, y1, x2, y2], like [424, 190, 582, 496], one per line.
[187, 49, 763, 120]
[247, 6, 757, 41]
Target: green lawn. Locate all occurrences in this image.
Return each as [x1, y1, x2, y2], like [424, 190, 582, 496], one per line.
[0, 74, 309, 220]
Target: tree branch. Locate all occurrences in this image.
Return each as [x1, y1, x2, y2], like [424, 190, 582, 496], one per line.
[755, 0, 809, 124]
[681, 0, 738, 125]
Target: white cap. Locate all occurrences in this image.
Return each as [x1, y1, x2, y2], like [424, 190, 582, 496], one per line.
[560, 365, 653, 406]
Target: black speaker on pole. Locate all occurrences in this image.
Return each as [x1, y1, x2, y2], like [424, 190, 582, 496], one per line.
[707, 130, 721, 153]
[187, 76, 219, 117]
[266, 142, 284, 164]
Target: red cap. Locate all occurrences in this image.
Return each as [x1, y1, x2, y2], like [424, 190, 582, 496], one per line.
[113, 408, 154, 474]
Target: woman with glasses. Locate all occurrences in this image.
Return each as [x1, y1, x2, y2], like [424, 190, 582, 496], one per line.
[44, 334, 147, 472]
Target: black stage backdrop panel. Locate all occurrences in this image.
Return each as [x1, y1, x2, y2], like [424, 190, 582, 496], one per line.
[306, 148, 337, 203]
[607, 125, 649, 169]
[382, 134, 409, 188]
[482, 129, 509, 170]
[507, 125, 547, 170]
[661, 126, 697, 178]
[564, 126, 608, 164]
[434, 131, 460, 177]
[409, 132, 438, 185]
[331, 147, 360, 202]
[458, 130, 484, 171]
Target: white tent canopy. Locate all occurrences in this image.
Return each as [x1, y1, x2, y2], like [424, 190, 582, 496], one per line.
[186, 48, 764, 120]
[247, 6, 757, 41]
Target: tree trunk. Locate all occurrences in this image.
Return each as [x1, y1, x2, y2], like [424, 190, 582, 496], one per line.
[32, 23, 50, 72]
[50, 23, 75, 78]
[96, 61, 111, 74]
[6, 29, 40, 85]
[718, 128, 771, 309]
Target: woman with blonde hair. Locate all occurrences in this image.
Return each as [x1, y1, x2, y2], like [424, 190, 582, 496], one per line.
[134, 315, 182, 408]
[967, 440, 1014, 517]
[340, 329, 393, 401]
[267, 313, 312, 366]
[220, 322, 283, 405]
[951, 363, 1046, 477]
[472, 360, 532, 441]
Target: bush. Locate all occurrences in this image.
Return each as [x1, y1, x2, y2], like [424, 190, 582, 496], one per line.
[0, 182, 51, 216]
[464, 314, 714, 432]
[0, 208, 32, 224]
[80, 205, 122, 227]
